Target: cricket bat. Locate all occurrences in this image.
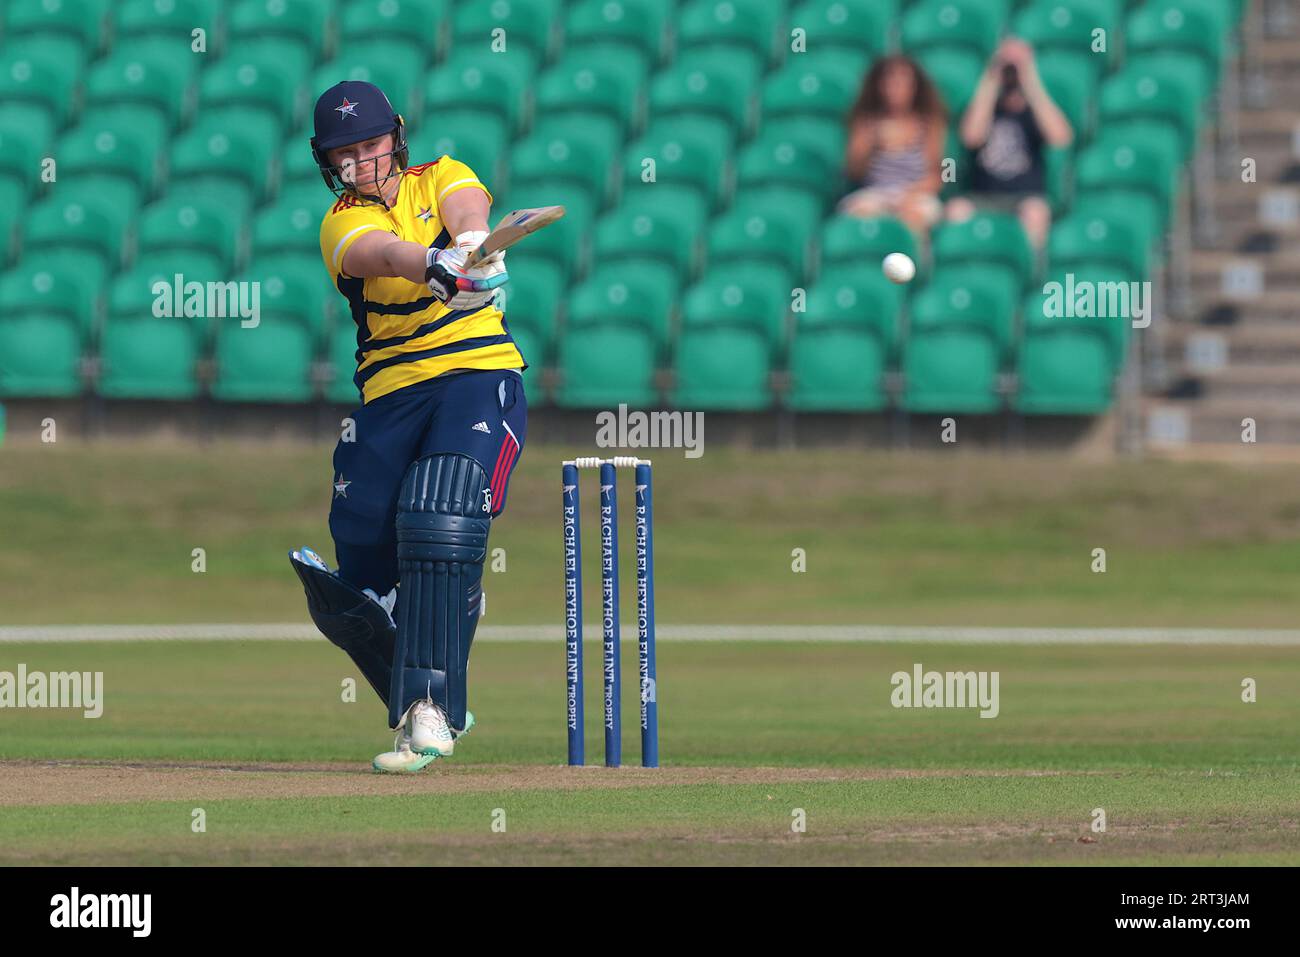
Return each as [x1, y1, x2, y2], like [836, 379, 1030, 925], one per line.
[463, 205, 565, 269]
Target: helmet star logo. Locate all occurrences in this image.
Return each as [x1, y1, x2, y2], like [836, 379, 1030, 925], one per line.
[335, 98, 359, 118]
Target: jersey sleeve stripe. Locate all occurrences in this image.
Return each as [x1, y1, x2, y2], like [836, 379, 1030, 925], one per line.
[331, 223, 384, 272]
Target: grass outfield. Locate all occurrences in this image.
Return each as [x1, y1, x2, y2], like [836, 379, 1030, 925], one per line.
[1, 639, 1297, 865]
[4, 443, 1300, 628]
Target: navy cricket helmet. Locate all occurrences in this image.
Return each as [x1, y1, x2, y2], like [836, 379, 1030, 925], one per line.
[310, 80, 409, 204]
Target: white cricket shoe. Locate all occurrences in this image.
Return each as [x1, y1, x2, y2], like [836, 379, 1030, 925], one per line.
[372, 726, 437, 773]
[409, 699, 456, 756]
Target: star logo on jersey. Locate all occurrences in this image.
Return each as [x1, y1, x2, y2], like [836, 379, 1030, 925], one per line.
[417, 205, 433, 223]
[334, 98, 359, 119]
[333, 475, 351, 498]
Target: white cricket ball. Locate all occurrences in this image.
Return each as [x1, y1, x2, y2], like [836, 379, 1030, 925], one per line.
[340, 158, 357, 185]
[881, 252, 916, 284]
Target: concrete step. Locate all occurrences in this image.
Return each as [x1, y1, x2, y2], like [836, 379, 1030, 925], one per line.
[1163, 316, 1300, 360]
[1144, 396, 1300, 447]
[1164, 291, 1300, 326]
[1166, 362, 1300, 402]
[1188, 251, 1300, 296]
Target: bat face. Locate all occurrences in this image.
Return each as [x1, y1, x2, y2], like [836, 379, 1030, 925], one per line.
[464, 205, 566, 267]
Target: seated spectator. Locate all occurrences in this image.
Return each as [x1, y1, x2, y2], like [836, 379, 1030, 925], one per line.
[839, 55, 947, 240]
[947, 38, 1073, 252]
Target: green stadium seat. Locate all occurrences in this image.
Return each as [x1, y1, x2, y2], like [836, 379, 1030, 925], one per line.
[1048, 212, 1148, 277]
[1044, 144, 1074, 215]
[509, 123, 617, 207]
[592, 189, 707, 276]
[567, 262, 678, 356]
[508, 322, 545, 399]
[5, 0, 109, 54]
[932, 212, 1035, 293]
[1074, 136, 1178, 233]
[1015, 282, 1125, 415]
[84, 40, 199, 126]
[622, 121, 733, 210]
[0, 181, 21, 264]
[760, 59, 860, 122]
[140, 195, 246, 268]
[791, 0, 896, 60]
[0, 106, 55, 190]
[557, 266, 679, 407]
[760, 115, 846, 179]
[114, 0, 223, 43]
[498, 252, 564, 361]
[902, 277, 1007, 413]
[1013, 1, 1117, 78]
[0, 306, 84, 398]
[245, 252, 336, 341]
[565, 0, 671, 64]
[407, 111, 508, 187]
[490, 184, 593, 278]
[327, 323, 362, 404]
[170, 111, 280, 204]
[339, 0, 446, 51]
[679, 263, 789, 355]
[673, 266, 787, 409]
[675, 45, 765, 92]
[677, 0, 786, 65]
[100, 253, 222, 399]
[555, 323, 658, 407]
[736, 132, 837, 199]
[424, 55, 532, 136]
[251, 192, 323, 258]
[311, 43, 426, 119]
[649, 60, 754, 136]
[0, 49, 81, 125]
[198, 45, 304, 127]
[821, 215, 920, 274]
[901, 1, 1000, 64]
[431, 48, 538, 133]
[1068, 194, 1159, 265]
[0, 254, 101, 343]
[1125, 3, 1223, 99]
[787, 267, 903, 411]
[58, 106, 169, 192]
[707, 194, 818, 281]
[211, 313, 316, 402]
[229, 0, 331, 59]
[281, 125, 327, 186]
[1153, 0, 1240, 48]
[1036, 53, 1095, 146]
[535, 50, 647, 134]
[1100, 65, 1201, 162]
[25, 193, 131, 267]
[1036, 267, 1137, 369]
[913, 46, 983, 120]
[450, 0, 560, 61]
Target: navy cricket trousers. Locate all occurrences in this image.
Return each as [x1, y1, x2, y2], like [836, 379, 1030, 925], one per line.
[328, 368, 527, 596]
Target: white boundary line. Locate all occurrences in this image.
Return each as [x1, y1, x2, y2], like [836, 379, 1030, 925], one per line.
[2, 624, 1300, 645]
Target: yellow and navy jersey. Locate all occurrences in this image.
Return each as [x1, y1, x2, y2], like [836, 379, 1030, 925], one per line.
[319, 155, 525, 404]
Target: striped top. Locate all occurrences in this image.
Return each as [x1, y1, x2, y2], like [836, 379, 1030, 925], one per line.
[318, 156, 525, 405]
[863, 128, 929, 191]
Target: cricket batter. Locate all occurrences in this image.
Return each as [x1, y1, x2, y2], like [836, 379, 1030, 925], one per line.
[289, 81, 527, 773]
